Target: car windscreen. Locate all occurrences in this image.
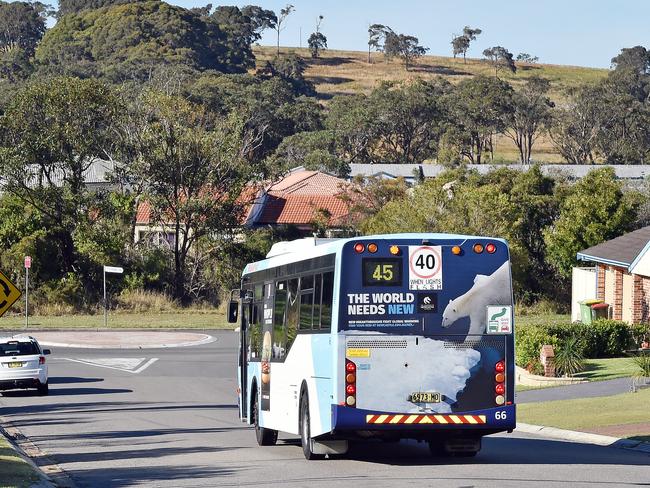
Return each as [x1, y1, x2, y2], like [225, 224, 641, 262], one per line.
[0, 341, 39, 356]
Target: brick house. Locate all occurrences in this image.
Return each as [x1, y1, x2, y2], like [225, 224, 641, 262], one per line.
[576, 226, 650, 323]
[134, 169, 352, 244]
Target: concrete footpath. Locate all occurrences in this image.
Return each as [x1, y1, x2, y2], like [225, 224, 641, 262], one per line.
[3, 330, 217, 349]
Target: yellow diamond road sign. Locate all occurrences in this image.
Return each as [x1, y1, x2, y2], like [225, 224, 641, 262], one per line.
[0, 270, 21, 318]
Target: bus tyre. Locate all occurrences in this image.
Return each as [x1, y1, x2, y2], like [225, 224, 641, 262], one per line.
[300, 392, 324, 460]
[252, 388, 277, 446]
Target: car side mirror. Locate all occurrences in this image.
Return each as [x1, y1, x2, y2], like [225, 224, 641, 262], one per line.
[43, 349, 51, 355]
[227, 301, 239, 324]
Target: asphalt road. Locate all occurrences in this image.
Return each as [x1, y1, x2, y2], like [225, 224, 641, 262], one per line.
[0, 330, 648, 488]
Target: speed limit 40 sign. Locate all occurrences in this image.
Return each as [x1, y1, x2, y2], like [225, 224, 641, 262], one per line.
[408, 246, 443, 290]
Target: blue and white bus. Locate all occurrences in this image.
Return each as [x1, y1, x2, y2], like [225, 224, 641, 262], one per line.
[229, 234, 515, 459]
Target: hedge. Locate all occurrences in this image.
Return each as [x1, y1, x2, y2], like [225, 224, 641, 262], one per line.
[515, 319, 644, 368]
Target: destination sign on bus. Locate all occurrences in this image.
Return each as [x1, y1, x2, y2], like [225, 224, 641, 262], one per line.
[362, 258, 402, 286]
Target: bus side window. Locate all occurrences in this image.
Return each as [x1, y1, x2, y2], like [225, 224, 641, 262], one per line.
[286, 278, 300, 352]
[313, 274, 322, 328]
[273, 281, 287, 360]
[321, 271, 334, 329]
[249, 302, 262, 359]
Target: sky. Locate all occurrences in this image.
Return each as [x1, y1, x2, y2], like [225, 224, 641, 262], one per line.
[56, 1, 650, 68]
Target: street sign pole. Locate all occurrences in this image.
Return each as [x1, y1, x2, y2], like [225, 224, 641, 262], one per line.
[103, 265, 124, 329]
[25, 267, 28, 329]
[24, 256, 31, 330]
[103, 266, 107, 329]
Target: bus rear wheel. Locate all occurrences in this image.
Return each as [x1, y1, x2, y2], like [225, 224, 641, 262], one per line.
[252, 388, 277, 446]
[300, 392, 324, 460]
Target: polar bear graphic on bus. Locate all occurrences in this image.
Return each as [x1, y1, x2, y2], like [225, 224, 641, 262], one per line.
[441, 261, 511, 337]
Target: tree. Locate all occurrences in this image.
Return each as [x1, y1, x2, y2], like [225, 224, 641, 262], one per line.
[57, 0, 136, 17]
[0, 77, 123, 283]
[274, 3, 294, 56]
[258, 53, 315, 96]
[516, 53, 539, 64]
[445, 75, 514, 163]
[368, 79, 450, 164]
[451, 35, 470, 61]
[383, 31, 428, 70]
[543, 167, 641, 278]
[611, 46, 650, 76]
[36, 1, 249, 81]
[549, 85, 609, 164]
[241, 5, 277, 40]
[504, 76, 554, 163]
[0, 1, 48, 55]
[483, 46, 517, 77]
[126, 91, 266, 302]
[451, 26, 481, 63]
[308, 15, 326, 58]
[367, 23, 388, 63]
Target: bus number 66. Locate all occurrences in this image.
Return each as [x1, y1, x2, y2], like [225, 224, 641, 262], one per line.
[495, 411, 507, 420]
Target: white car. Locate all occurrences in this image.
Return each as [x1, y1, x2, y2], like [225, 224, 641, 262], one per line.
[0, 336, 50, 395]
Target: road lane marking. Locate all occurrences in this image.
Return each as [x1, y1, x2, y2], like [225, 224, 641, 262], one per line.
[57, 357, 159, 374]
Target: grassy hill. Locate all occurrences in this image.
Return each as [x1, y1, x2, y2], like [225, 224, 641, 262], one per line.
[254, 46, 608, 163]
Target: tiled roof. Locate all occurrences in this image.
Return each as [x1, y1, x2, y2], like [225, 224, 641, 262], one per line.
[136, 200, 151, 225]
[256, 194, 350, 226]
[268, 170, 346, 195]
[577, 226, 650, 266]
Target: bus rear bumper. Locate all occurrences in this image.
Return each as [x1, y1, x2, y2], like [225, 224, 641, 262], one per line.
[332, 404, 516, 433]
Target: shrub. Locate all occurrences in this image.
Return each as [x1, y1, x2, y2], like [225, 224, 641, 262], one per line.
[554, 336, 585, 376]
[515, 324, 559, 368]
[633, 354, 650, 378]
[587, 319, 635, 357]
[115, 289, 178, 313]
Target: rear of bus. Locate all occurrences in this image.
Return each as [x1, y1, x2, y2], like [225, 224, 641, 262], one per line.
[332, 234, 515, 455]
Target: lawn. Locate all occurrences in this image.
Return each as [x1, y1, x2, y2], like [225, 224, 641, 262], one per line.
[514, 313, 571, 328]
[575, 358, 639, 382]
[0, 312, 230, 330]
[518, 388, 650, 440]
[0, 435, 40, 488]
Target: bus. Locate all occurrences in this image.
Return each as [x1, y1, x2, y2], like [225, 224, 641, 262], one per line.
[229, 233, 516, 459]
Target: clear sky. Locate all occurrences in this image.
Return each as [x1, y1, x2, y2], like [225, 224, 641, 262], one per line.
[58, 1, 650, 68]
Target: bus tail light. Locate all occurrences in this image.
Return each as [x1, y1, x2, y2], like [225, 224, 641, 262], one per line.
[389, 245, 400, 255]
[473, 243, 484, 253]
[451, 245, 462, 255]
[367, 243, 378, 253]
[495, 360, 506, 405]
[486, 243, 497, 254]
[354, 242, 365, 253]
[345, 359, 357, 407]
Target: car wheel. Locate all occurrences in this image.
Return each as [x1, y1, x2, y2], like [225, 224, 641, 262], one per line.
[37, 382, 49, 396]
[300, 391, 324, 460]
[252, 387, 277, 446]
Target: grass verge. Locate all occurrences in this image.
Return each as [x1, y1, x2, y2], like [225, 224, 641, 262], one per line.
[575, 358, 639, 382]
[518, 388, 650, 440]
[515, 313, 571, 327]
[0, 312, 230, 330]
[0, 435, 40, 488]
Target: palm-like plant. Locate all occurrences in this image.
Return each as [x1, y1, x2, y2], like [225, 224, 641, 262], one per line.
[554, 337, 585, 377]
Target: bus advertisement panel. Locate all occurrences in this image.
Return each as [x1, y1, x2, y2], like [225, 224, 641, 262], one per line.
[333, 237, 515, 434]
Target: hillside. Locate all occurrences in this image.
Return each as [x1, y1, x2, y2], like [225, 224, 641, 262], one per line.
[254, 46, 607, 101]
[254, 46, 609, 163]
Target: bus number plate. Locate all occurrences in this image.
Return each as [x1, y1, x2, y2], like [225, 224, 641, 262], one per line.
[409, 392, 441, 403]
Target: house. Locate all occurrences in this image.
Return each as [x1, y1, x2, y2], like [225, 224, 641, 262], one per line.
[134, 169, 352, 244]
[246, 169, 351, 235]
[574, 226, 650, 324]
